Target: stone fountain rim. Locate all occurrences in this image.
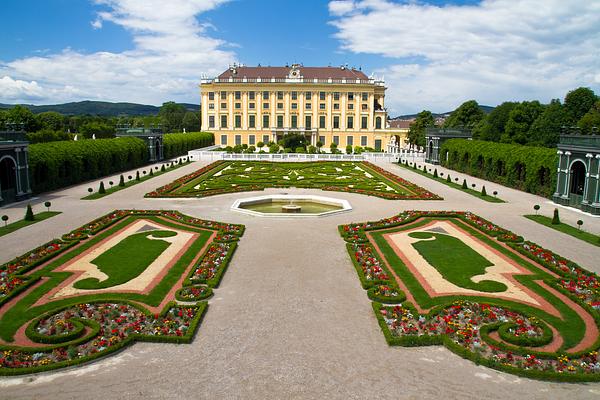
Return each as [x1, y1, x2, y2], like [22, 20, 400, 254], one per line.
[230, 194, 352, 218]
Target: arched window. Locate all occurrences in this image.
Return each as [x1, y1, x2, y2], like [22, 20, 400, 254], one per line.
[570, 160, 586, 196]
[375, 117, 382, 129]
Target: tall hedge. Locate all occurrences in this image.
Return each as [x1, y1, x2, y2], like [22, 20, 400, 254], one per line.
[440, 139, 557, 197]
[29, 137, 147, 193]
[163, 132, 214, 159]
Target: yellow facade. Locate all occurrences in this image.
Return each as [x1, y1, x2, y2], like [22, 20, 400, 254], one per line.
[200, 65, 406, 150]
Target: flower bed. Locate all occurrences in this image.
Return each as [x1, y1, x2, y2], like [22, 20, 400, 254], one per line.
[0, 210, 244, 375]
[340, 211, 600, 381]
[144, 160, 441, 200]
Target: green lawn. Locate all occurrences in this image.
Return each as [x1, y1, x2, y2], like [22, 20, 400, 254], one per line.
[0, 211, 62, 238]
[524, 214, 600, 247]
[74, 230, 177, 289]
[157, 160, 439, 200]
[397, 162, 505, 203]
[409, 231, 507, 292]
[82, 160, 189, 200]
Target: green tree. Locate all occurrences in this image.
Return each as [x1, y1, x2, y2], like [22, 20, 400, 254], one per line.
[98, 181, 106, 194]
[564, 87, 597, 123]
[24, 204, 34, 221]
[182, 111, 200, 132]
[444, 100, 485, 130]
[552, 208, 560, 225]
[502, 101, 544, 144]
[408, 110, 435, 148]
[473, 102, 517, 141]
[578, 100, 600, 134]
[36, 111, 65, 131]
[528, 99, 570, 147]
[159, 102, 186, 133]
[278, 133, 307, 151]
[7, 105, 38, 132]
[79, 122, 115, 139]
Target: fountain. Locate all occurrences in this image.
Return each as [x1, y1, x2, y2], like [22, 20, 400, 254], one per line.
[231, 194, 351, 218]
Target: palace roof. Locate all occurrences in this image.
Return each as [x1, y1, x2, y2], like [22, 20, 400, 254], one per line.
[217, 66, 369, 80]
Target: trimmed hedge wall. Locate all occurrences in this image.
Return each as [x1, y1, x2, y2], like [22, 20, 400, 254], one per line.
[163, 132, 214, 159]
[29, 137, 147, 193]
[440, 139, 557, 197]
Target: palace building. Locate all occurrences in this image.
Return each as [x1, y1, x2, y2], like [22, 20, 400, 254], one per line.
[200, 64, 407, 150]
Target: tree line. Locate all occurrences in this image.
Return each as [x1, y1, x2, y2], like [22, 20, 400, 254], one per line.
[0, 102, 201, 143]
[408, 87, 599, 148]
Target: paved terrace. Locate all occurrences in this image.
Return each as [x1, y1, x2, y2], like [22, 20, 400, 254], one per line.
[0, 159, 599, 400]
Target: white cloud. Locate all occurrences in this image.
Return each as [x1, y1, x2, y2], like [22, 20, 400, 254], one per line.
[0, 0, 236, 105]
[330, 0, 600, 114]
[0, 76, 45, 101]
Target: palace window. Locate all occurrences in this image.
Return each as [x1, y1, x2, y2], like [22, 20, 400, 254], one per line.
[319, 135, 325, 145]
[277, 91, 284, 100]
[235, 102, 241, 109]
[220, 91, 227, 100]
[263, 91, 269, 100]
[235, 115, 242, 128]
[277, 115, 284, 128]
[348, 104, 354, 110]
[333, 116, 340, 129]
[221, 103, 227, 109]
[305, 103, 312, 110]
[348, 92, 354, 101]
[361, 92, 368, 101]
[220, 115, 228, 128]
[208, 104, 215, 110]
[361, 135, 367, 146]
[249, 115, 256, 128]
[319, 103, 326, 110]
[333, 136, 339, 145]
[319, 92, 326, 100]
[208, 92, 214, 100]
[319, 115, 326, 129]
[333, 103, 340, 110]
[362, 103, 368, 110]
[347, 116, 354, 129]
[361, 116, 368, 129]
[333, 92, 340, 101]
[277, 103, 284, 109]
[235, 91, 241, 100]
[235, 135, 241, 145]
[375, 116, 382, 129]
[347, 136, 353, 146]
[249, 103, 255, 109]
[249, 91, 255, 100]
[249, 134, 255, 145]
[305, 92, 312, 100]
[221, 134, 227, 145]
[263, 115, 270, 128]
[291, 103, 298, 110]
[305, 115, 311, 129]
[263, 102, 269, 109]
[263, 134, 270, 144]
[208, 115, 215, 128]
[291, 91, 297, 100]
[291, 115, 298, 128]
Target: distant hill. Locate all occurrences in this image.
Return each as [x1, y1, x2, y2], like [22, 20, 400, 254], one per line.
[392, 105, 494, 120]
[0, 101, 199, 116]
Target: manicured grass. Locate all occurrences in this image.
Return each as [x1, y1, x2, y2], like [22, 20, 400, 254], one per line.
[149, 160, 441, 200]
[409, 231, 506, 292]
[0, 211, 62, 238]
[75, 230, 177, 289]
[397, 161, 505, 203]
[524, 214, 600, 247]
[82, 159, 190, 200]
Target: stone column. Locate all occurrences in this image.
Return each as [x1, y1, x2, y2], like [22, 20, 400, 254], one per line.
[584, 153, 593, 203]
[563, 151, 571, 198]
[13, 148, 23, 195]
[554, 150, 564, 197]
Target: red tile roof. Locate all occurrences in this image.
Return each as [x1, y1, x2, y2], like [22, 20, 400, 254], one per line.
[388, 119, 413, 129]
[218, 66, 369, 80]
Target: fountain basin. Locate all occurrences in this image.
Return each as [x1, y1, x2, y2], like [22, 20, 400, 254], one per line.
[231, 195, 352, 218]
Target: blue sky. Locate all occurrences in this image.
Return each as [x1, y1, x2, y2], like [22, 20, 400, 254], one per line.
[0, 0, 598, 115]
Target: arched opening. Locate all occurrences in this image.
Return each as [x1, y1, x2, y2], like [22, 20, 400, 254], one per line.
[570, 160, 586, 196]
[375, 117, 382, 130]
[0, 157, 18, 203]
[428, 140, 433, 158]
[156, 138, 162, 160]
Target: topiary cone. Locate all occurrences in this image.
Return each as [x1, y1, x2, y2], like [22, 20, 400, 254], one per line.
[552, 208, 560, 225]
[99, 181, 106, 194]
[119, 175, 125, 187]
[24, 204, 34, 221]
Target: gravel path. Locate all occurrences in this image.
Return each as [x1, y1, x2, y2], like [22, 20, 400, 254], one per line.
[0, 159, 599, 400]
